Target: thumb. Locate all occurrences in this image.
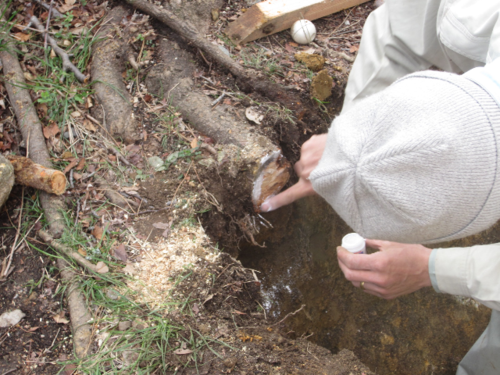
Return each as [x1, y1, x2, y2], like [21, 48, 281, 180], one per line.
[260, 178, 315, 212]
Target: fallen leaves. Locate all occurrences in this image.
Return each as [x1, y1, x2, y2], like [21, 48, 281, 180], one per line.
[96, 261, 109, 274]
[53, 311, 69, 324]
[43, 122, 61, 139]
[92, 225, 104, 240]
[113, 243, 128, 263]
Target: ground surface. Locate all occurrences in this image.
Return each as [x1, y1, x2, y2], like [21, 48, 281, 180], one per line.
[0, 0, 378, 373]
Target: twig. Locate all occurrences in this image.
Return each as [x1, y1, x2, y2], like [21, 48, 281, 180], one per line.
[43, 0, 54, 49]
[33, 0, 63, 18]
[38, 230, 99, 273]
[270, 304, 306, 327]
[211, 91, 226, 107]
[29, 16, 88, 82]
[0, 187, 24, 279]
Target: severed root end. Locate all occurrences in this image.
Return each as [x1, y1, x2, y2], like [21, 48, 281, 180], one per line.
[7, 155, 67, 195]
[252, 151, 291, 212]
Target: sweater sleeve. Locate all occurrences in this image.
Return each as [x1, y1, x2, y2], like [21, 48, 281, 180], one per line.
[429, 244, 500, 311]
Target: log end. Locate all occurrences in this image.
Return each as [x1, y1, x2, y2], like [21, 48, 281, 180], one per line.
[252, 151, 291, 212]
[52, 172, 68, 195]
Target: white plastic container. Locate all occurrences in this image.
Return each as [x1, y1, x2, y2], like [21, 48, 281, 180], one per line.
[341, 233, 366, 254]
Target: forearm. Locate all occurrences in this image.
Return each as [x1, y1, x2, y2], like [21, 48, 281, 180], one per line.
[430, 243, 500, 311]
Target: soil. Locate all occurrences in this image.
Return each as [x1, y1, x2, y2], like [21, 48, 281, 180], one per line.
[0, 190, 72, 375]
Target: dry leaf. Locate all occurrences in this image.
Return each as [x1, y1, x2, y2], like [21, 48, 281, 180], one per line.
[78, 248, 87, 256]
[96, 261, 109, 274]
[50, 48, 56, 58]
[63, 158, 78, 174]
[174, 349, 193, 355]
[70, 111, 81, 118]
[75, 158, 86, 171]
[113, 243, 128, 263]
[122, 263, 135, 275]
[53, 311, 69, 324]
[152, 222, 169, 230]
[43, 122, 60, 139]
[28, 326, 40, 332]
[349, 45, 359, 53]
[23, 72, 35, 81]
[92, 225, 104, 240]
[83, 119, 96, 132]
[233, 310, 246, 315]
[61, 151, 74, 159]
[190, 138, 198, 149]
[13, 32, 30, 42]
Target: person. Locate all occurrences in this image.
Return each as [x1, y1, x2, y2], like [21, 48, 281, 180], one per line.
[259, 0, 500, 374]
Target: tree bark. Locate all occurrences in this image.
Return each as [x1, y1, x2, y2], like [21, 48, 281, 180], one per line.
[91, 6, 138, 143]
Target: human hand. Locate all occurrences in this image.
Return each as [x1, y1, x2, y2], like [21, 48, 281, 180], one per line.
[337, 239, 432, 299]
[260, 134, 327, 212]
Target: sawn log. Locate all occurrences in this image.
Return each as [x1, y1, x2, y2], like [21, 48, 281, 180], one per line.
[7, 155, 67, 195]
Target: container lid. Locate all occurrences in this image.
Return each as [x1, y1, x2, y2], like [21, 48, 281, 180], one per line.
[341, 233, 365, 253]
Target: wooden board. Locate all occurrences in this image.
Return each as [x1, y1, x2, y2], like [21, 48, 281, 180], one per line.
[225, 0, 369, 44]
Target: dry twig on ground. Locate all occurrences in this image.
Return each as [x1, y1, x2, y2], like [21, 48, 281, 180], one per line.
[29, 15, 88, 82]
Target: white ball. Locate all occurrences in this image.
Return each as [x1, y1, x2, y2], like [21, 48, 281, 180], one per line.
[291, 20, 316, 44]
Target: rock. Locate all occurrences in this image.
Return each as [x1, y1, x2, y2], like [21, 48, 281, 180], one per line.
[147, 156, 164, 171]
[118, 321, 132, 331]
[0, 309, 25, 328]
[106, 288, 119, 300]
[245, 107, 264, 124]
[311, 69, 333, 102]
[294, 52, 325, 72]
[223, 357, 237, 368]
[0, 155, 14, 209]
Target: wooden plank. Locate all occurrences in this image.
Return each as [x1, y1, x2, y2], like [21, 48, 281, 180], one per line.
[225, 0, 369, 44]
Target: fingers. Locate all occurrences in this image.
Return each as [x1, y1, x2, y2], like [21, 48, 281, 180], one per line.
[365, 239, 393, 250]
[337, 246, 373, 271]
[260, 179, 315, 212]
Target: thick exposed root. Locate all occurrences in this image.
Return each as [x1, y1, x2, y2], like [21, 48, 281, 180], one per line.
[91, 6, 138, 143]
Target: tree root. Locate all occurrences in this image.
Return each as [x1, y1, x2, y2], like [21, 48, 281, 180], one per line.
[91, 6, 138, 143]
[38, 230, 99, 273]
[0, 11, 92, 358]
[28, 16, 88, 82]
[122, 0, 317, 123]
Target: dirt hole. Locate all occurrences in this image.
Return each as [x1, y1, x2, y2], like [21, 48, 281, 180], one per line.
[204, 196, 494, 375]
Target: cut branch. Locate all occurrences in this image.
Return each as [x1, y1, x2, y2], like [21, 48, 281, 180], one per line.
[30, 15, 88, 83]
[7, 155, 67, 195]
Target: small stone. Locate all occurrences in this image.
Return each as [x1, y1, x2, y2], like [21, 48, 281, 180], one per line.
[223, 357, 237, 368]
[148, 156, 164, 171]
[311, 69, 333, 101]
[294, 52, 325, 72]
[0, 309, 26, 328]
[106, 288, 120, 300]
[118, 321, 132, 331]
